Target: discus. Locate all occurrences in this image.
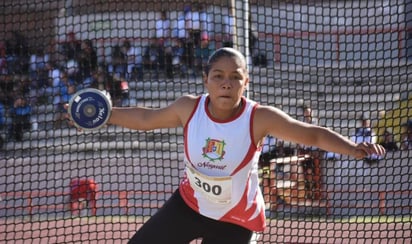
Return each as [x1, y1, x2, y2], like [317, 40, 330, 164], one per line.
[68, 88, 112, 130]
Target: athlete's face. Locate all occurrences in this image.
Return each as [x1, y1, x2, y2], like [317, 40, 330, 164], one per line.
[204, 56, 249, 110]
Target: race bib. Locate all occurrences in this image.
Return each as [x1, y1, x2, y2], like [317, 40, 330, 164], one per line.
[186, 165, 232, 204]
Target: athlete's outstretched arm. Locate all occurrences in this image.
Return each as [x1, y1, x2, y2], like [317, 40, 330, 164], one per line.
[255, 106, 385, 159]
[108, 95, 196, 131]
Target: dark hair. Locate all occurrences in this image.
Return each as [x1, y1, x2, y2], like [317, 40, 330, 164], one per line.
[205, 47, 247, 75]
[123, 39, 131, 49]
[302, 104, 311, 110]
[83, 39, 94, 49]
[359, 113, 370, 121]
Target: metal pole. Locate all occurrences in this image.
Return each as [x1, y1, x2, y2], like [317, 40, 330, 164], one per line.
[230, 0, 237, 49]
[233, 0, 251, 98]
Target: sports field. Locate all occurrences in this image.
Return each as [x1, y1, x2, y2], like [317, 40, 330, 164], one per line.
[1, 215, 410, 243]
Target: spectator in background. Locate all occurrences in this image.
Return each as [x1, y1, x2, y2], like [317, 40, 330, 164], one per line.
[258, 135, 280, 168]
[400, 120, 412, 150]
[0, 41, 7, 75]
[258, 105, 294, 167]
[222, 10, 235, 47]
[380, 129, 399, 151]
[248, 14, 266, 67]
[169, 38, 187, 77]
[173, 9, 188, 42]
[59, 32, 81, 81]
[0, 101, 5, 129]
[172, 9, 189, 74]
[122, 39, 143, 81]
[249, 15, 259, 58]
[156, 10, 171, 43]
[110, 44, 127, 78]
[59, 72, 76, 104]
[90, 64, 110, 91]
[54, 71, 76, 128]
[77, 39, 97, 86]
[0, 101, 4, 148]
[8, 96, 31, 141]
[352, 114, 381, 161]
[60, 31, 81, 62]
[170, 5, 210, 71]
[143, 37, 162, 75]
[45, 61, 62, 103]
[29, 47, 49, 89]
[353, 114, 377, 144]
[6, 31, 29, 74]
[155, 10, 173, 78]
[198, 4, 212, 40]
[12, 75, 31, 105]
[183, 5, 197, 72]
[0, 74, 15, 106]
[45, 39, 66, 71]
[186, 3, 210, 49]
[185, 4, 199, 45]
[89, 65, 125, 106]
[112, 75, 129, 107]
[194, 33, 214, 73]
[67, 178, 98, 216]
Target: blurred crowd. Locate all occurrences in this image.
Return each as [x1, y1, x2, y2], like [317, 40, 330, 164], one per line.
[0, 4, 409, 152]
[0, 4, 239, 142]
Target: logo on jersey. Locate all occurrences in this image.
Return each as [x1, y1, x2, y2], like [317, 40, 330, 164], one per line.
[202, 138, 226, 162]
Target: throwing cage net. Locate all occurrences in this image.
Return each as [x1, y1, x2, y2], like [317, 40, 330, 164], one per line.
[1, 0, 411, 243]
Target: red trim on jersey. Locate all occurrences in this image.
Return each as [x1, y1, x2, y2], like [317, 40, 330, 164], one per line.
[220, 101, 265, 231]
[231, 144, 257, 176]
[249, 102, 260, 149]
[231, 103, 259, 176]
[180, 96, 202, 210]
[205, 96, 247, 123]
[220, 176, 266, 231]
[179, 178, 199, 210]
[184, 96, 202, 164]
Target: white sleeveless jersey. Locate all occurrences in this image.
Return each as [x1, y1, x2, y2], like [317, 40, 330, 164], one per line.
[179, 94, 266, 232]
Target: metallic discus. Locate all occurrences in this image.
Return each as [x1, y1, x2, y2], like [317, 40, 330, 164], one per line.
[68, 88, 112, 130]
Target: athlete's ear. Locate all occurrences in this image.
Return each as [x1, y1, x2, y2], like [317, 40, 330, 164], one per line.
[245, 76, 250, 85]
[243, 76, 250, 91]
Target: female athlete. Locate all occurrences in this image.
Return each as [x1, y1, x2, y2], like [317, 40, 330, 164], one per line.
[72, 47, 386, 243]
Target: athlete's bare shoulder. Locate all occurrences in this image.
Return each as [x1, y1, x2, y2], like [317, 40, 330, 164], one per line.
[172, 94, 202, 126]
[252, 104, 294, 142]
[254, 104, 286, 121]
[174, 94, 200, 108]
[178, 94, 200, 102]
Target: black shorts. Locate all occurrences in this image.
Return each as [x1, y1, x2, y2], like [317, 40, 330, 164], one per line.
[128, 189, 253, 244]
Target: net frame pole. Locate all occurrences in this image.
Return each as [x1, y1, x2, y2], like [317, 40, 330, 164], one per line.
[232, 0, 251, 98]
